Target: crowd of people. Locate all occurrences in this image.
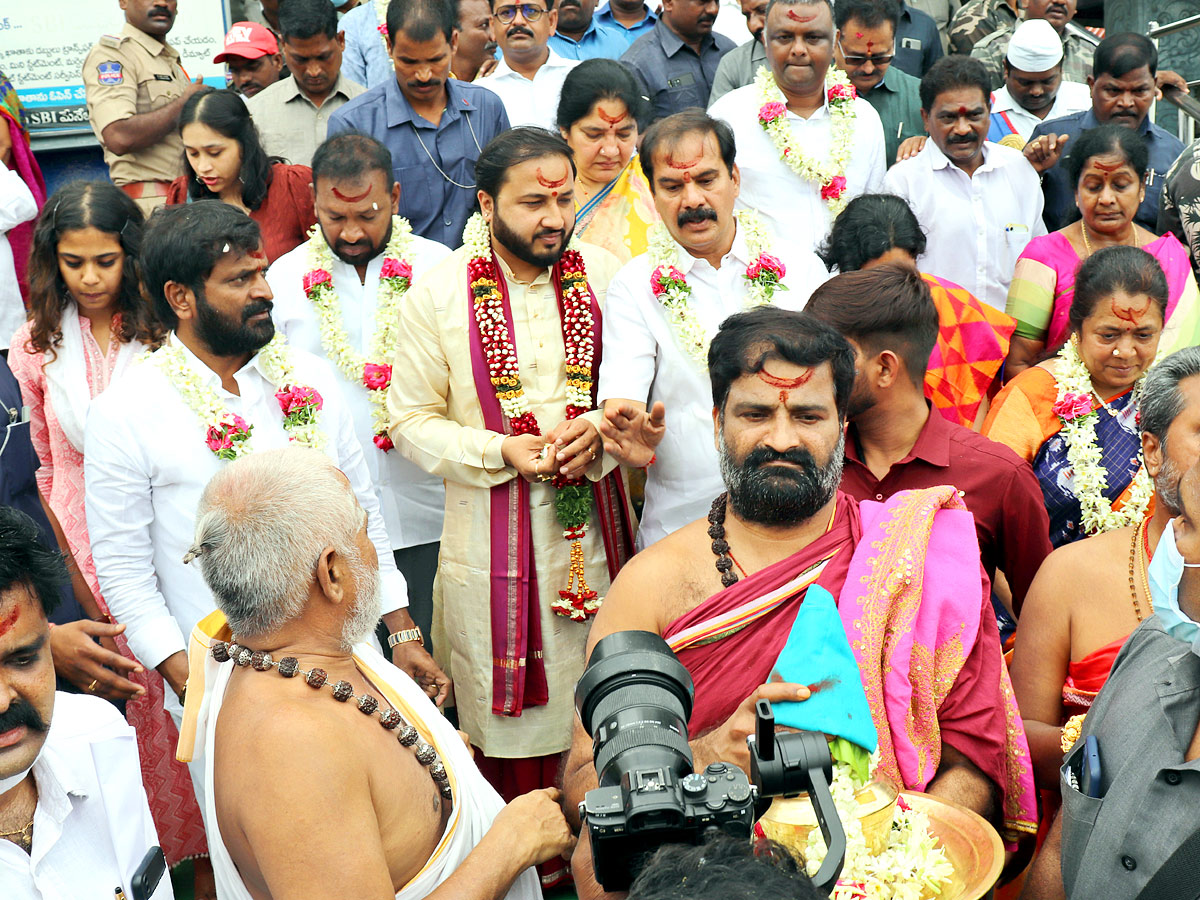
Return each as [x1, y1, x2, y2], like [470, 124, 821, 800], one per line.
[3, 0, 1200, 898]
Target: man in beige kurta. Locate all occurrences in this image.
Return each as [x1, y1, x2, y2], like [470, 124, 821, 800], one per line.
[388, 130, 628, 797]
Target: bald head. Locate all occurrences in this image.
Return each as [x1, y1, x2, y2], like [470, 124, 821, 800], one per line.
[187, 448, 364, 637]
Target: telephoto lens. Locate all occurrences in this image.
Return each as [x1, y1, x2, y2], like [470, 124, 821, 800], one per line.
[576, 631, 756, 891]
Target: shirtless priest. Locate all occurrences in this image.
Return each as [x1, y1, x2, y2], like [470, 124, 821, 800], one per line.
[564, 307, 1037, 898]
[180, 448, 571, 900]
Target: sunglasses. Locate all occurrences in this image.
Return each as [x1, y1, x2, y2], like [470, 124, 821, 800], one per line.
[836, 37, 894, 68]
[494, 3, 547, 23]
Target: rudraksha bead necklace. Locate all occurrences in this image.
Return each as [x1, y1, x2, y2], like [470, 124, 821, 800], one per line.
[708, 493, 747, 589]
[210, 640, 452, 799]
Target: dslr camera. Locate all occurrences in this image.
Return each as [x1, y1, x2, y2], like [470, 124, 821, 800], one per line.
[576, 631, 845, 893]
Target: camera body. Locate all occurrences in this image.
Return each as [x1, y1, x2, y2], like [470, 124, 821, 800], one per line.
[581, 760, 757, 891]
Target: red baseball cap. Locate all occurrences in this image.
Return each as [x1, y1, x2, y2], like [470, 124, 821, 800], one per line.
[214, 22, 279, 63]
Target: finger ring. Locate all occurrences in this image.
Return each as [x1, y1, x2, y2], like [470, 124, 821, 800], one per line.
[86, 679, 99, 693]
[588, 447, 596, 460]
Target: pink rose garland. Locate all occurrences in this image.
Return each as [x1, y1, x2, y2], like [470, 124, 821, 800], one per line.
[1052, 391, 1093, 422]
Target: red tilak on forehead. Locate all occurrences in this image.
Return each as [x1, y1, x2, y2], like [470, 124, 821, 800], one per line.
[866, 40, 874, 50]
[1092, 160, 1123, 172]
[668, 155, 701, 181]
[786, 8, 816, 22]
[596, 105, 625, 125]
[758, 367, 814, 403]
[332, 185, 373, 203]
[957, 106, 969, 116]
[1111, 296, 1151, 325]
[0, 604, 19, 638]
[536, 167, 568, 189]
[854, 31, 863, 38]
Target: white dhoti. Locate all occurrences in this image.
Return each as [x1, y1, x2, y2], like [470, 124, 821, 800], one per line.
[179, 615, 540, 900]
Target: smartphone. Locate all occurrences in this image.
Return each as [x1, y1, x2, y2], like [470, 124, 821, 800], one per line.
[1080, 735, 1102, 799]
[130, 846, 166, 900]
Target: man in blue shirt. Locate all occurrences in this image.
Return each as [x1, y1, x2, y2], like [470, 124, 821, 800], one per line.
[551, 0, 630, 58]
[339, 0, 393, 88]
[595, 0, 657, 46]
[620, 0, 735, 123]
[328, 0, 511, 247]
[1027, 32, 1185, 233]
[894, 2, 942, 78]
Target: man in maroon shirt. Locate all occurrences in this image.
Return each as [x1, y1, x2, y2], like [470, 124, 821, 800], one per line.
[806, 264, 1051, 617]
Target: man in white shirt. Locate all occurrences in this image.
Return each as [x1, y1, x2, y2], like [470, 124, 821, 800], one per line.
[479, 0, 579, 129]
[707, 0, 885, 252]
[987, 18, 1089, 144]
[883, 55, 1045, 310]
[85, 203, 446, 750]
[0, 506, 170, 899]
[598, 110, 830, 547]
[269, 132, 452, 657]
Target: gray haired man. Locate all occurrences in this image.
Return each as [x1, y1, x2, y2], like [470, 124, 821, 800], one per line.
[179, 447, 572, 900]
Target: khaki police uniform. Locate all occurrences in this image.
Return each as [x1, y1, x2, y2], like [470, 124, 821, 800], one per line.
[83, 22, 189, 212]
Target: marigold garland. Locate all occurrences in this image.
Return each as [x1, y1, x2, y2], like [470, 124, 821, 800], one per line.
[463, 212, 601, 620]
[151, 334, 327, 460]
[648, 209, 787, 368]
[755, 65, 858, 218]
[302, 217, 415, 451]
[1054, 337, 1156, 535]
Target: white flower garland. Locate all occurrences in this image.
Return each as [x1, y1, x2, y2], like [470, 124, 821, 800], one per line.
[151, 333, 327, 460]
[1055, 338, 1155, 535]
[755, 65, 858, 219]
[647, 209, 783, 368]
[802, 760, 954, 899]
[304, 217, 414, 446]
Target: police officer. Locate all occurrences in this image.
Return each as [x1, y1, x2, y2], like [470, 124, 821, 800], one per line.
[83, 0, 204, 213]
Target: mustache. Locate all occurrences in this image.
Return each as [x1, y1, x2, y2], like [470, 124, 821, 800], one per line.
[507, 25, 534, 38]
[241, 299, 272, 321]
[677, 206, 718, 227]
[535, 227, 565, 242]
[148, 5, 173, 16]
[947, 133, 978, 144]
[697, 14, 716, 24]
[408, 78, 441, 89]
[0, 698, 48, 736]
[744, 445, 819, 472]
[1046, 3, 1068, 12]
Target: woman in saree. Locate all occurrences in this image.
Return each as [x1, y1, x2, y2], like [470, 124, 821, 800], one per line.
[1005, 124, 1199, 377]
[556, 58, 658, 264]
[983, 245, 1167, 549]
[0, 68, 47, 307]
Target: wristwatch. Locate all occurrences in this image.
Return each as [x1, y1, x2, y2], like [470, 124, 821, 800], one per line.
[387, 626, 424, 649]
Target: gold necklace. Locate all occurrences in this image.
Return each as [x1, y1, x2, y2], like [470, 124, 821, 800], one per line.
[1128, 516, 1154, 621]
[1081, 220, 1140, 257]
[0, 817, 33, 853]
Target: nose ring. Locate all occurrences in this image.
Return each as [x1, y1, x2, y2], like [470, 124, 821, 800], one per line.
[1113, 348, 1120, 356]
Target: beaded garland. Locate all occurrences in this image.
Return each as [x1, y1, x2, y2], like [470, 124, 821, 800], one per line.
[463, 212, 601, 621]
[210, 639, 452, 799]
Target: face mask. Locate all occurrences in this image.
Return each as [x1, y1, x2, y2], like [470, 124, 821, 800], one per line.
[1147, 517, 1200, 651]
[0, 764, 33, 797]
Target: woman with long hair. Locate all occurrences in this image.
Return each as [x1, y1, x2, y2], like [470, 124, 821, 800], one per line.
[557, 59, 659, 263]
[166, 86, 316, 261]
[8, 180, 208, 872]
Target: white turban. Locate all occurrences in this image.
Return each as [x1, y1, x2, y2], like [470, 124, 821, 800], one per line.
[1006, 19, 1064, 71]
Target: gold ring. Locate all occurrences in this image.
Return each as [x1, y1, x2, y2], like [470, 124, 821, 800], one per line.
[86, 679, 99, 693]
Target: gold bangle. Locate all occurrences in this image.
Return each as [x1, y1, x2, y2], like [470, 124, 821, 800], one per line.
[1061, 713, 1086, 752]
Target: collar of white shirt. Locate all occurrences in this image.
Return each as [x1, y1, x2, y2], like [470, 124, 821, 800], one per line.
[664, 217, 758, 278]
[169, 331, 274, 396]
[924, 138, 1010, 176]
[491, 50, 575, 82]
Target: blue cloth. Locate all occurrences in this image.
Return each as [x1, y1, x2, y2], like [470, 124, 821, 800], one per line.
[327, 77, 511, 247]
[894, 3, 943, 79]
[0, 356, 82, 622]
[1030, 108, 1186, 233]
[1147, 517, 1200, 655]
[549, 19, 631, 59]
[620, 18, 735, 123]
[988, 110, 1017, 142]
[1033, 389, 1142, 548]
[768, 584, 879, 753]
[339, 1, 394, 90]
[595, 3, 658, 46]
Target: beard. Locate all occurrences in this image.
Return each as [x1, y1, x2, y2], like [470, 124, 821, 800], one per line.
[1157, 453, 1186, 515]
[325, 218, 392, 267]
[492, 208, 575, 271]
[718, 428, 845, 526]
[340, 550, 383, 652]
[194, 290, 275, 357]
